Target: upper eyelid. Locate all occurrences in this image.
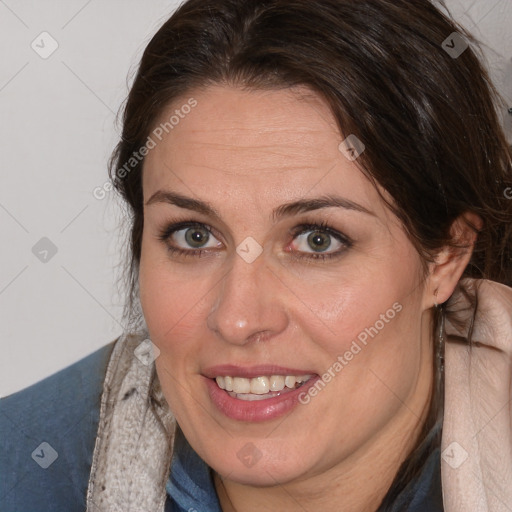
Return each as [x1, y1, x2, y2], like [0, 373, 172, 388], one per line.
[161, 223, 223, 248]
[163, 221, 219, 237]
[167, 221, 341, 236]
[289, 223, 353, 248]
[164, 221, 351, 249]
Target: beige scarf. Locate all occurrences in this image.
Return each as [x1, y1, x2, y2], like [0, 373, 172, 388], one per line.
[86, 331, 176, 511]
[442, 279, 512, 512]
[86, 279, 512, 512]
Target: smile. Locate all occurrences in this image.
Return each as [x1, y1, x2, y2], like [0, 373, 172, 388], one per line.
[203, 367, 320, 421]
[215, 375, 312, 400]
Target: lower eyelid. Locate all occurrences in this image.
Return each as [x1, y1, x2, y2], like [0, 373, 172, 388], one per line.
[165, 224, 222, 248]
[291, 228, 351, 249]
[159, 221, 351, 259]
[293, 233, 344, 249]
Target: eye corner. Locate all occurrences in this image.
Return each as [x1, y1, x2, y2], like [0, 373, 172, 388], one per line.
[156, 219, 224, 256]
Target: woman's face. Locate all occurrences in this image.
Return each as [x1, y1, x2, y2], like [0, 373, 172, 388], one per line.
[139, 85, 435, 487]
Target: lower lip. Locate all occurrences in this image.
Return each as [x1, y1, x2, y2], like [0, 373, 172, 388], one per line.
[204, 376, 320, 422]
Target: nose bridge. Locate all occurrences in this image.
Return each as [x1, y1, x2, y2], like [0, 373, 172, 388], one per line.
[207, 253, 287, 345]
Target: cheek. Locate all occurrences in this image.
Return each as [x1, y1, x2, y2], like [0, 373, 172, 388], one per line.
[139, 256, 211, 421]
[275, 250, 422, 359]
[140, 280, 207, 355]
[284, 256, 425, 419]
[319, 291, 424, 422]
[139, 246, 210, 357]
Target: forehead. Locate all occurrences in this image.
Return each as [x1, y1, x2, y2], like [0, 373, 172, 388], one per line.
[142, 85, 384, 214]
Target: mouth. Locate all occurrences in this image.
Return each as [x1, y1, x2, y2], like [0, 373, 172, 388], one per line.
[203, 366, 320, 422]
[214, 374, 313, 401]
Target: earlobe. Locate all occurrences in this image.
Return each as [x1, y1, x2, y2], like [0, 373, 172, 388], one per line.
[425, 212, 482, 308]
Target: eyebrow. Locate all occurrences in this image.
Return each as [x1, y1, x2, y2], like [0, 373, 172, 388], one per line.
[145, 190, 374, 221]
[272, 195, 374, 220]
[146, 190, 220, 218]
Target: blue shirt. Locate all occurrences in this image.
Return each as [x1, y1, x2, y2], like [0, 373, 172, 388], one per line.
[1, 342, 115, 511]
[1, 342, 443, 511]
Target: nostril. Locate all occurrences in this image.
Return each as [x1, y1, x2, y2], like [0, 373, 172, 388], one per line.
[246, 330, 271, 344]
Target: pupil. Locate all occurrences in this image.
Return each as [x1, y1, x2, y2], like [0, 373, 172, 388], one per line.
[186, 227, 209, 247]
[307, 231, 331, 252]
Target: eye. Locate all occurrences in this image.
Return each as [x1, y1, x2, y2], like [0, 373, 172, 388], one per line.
[175, 225, 216, 249]
[289, 222, 351, 259]
[292, 230, 342, 253]
[158, 221, 222, 255]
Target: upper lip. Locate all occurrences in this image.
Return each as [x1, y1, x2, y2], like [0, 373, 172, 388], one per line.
[202, 364, 317, 379]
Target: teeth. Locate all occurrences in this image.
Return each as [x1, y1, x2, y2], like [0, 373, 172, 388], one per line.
[216, 376, 225, 390]
[233, 377, 251, 394]
[285, 376, 296, 388]
[231, 392, 274, 401]
[215, 374, 311, 395]
[269, 375, 285, 391]
[250, 376, 270, 394]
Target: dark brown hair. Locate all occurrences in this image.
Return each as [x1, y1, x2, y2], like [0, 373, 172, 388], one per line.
[108, 0, 512, 507]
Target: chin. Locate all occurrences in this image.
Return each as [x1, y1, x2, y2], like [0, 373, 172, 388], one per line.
[216, 461, 306, 487]
[205, 440, 315, 487]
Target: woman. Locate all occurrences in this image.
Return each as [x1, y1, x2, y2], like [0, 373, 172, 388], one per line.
[1, 0, 511, 511]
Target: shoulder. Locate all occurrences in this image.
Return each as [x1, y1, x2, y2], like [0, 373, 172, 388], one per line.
[0, 340, 117, 512]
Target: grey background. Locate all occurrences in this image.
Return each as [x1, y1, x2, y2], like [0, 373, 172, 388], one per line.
[1, 0, 511, 396]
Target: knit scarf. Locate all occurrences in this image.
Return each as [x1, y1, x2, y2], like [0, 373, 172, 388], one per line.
[86, 331, 176, 511]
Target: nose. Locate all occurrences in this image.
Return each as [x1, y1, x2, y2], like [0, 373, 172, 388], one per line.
[206, 253, 289, 346]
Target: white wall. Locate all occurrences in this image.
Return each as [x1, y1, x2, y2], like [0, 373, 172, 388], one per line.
[1, 0, 511, 396]
[446, 0, 512, 139]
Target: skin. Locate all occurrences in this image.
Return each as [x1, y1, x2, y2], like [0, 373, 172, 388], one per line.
[139, 85, 474, 511]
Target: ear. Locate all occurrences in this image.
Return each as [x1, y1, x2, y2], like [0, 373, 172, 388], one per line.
[424, 212, 482, 309]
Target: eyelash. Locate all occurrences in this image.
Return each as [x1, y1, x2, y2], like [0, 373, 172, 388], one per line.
[157, 220, 353, 261]
[157, 221, 217, 259]
[288, 221, 352, 261]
